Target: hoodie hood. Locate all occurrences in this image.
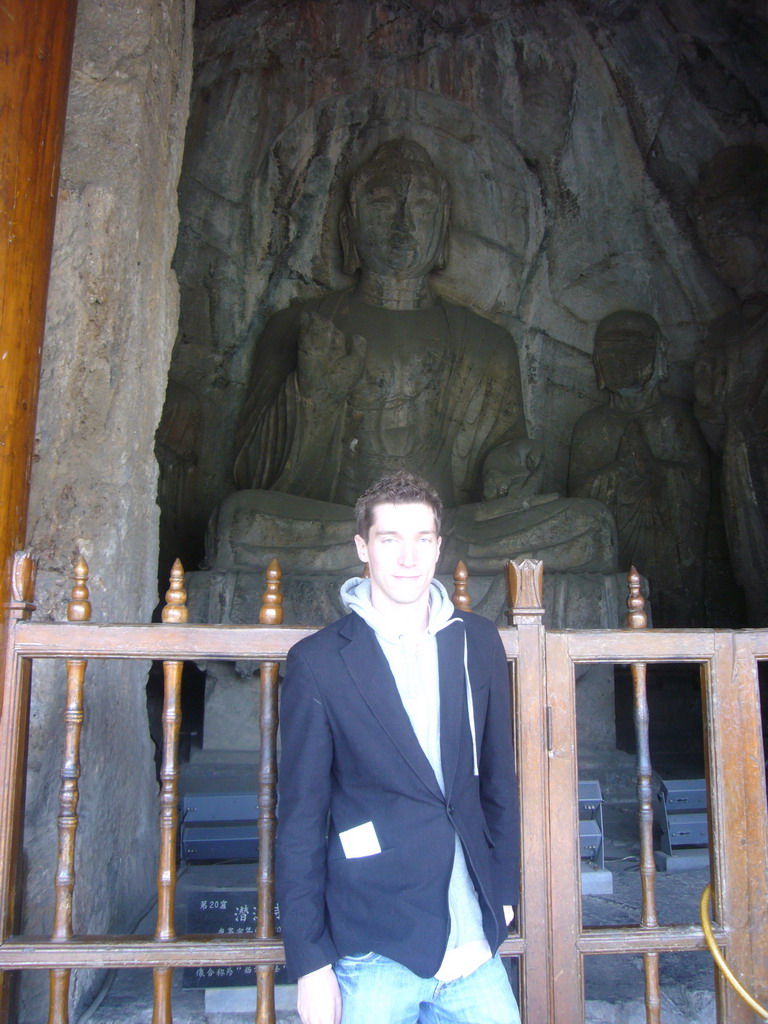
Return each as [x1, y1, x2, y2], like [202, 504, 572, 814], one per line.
[340, 576, 457, 641]
[339, 575, 479, 776]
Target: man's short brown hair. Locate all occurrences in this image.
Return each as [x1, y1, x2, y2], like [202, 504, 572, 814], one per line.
[354, 471, 443, 540]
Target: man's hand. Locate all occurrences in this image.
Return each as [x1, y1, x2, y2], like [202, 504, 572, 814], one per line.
[297, 964, 342, 1024]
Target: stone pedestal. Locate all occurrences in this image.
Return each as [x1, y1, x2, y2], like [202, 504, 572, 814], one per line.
[188, 566, 628, 753]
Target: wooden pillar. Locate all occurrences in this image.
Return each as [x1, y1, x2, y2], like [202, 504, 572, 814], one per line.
[0, 0, 78, 619]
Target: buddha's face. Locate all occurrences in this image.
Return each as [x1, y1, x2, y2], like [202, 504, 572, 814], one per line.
[594, 314, 659, 393]
[348, 161, 447, 278]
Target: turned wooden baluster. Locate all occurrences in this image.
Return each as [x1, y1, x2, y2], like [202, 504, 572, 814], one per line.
[48, 558, 91, 1024]
[451, 560, 471, 611]
[0, 553, 38, 1021]
[152, 560, 188, 1024]
[626, 567, 661, 1024]
[256, 559, 284, 1024]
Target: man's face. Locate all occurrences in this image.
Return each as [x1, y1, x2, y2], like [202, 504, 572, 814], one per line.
[354, 502, 442, 616]
[349, 164, 446, 278]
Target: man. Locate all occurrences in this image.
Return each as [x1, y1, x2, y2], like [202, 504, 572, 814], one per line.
[275, 471, 521, 1024]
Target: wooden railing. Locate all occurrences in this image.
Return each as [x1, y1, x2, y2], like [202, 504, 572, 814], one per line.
[0, 551, 766, 1024]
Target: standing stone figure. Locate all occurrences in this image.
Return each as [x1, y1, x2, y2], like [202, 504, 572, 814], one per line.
[695, 297, 768, 625]
[693, 146, 768, 626]
[569, 311, 710, 626]
[208, 140, 616, 576]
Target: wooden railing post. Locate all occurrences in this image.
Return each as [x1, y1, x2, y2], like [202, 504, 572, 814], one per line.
[450, 560, 471, 611]
[48, 558, 91, 1024]
[625, 567, 661, 1024]
[152, 560, 188, 1024]
[505, 558, 555, 1023]
[0, 552, 37, 1019]
[705, 630, 768, 1022]
[256, 560, 283, 1024]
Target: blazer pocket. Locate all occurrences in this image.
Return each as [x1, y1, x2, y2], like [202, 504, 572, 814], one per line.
[338, 821, 381, 858]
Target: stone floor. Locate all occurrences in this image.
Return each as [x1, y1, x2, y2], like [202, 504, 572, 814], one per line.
[73, 751, 719, 1024]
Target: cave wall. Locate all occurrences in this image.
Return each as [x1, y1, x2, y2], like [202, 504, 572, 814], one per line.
[13, 2, 767, 1012]
[164, 0, 766, 594]
[21, 0, 194, 1018]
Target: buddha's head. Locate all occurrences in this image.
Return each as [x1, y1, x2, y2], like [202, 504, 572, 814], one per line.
[593, 310, 667, 394]
[341, 140, 451, 279]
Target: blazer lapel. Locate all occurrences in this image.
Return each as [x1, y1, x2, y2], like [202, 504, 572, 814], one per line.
[437, 619, 466, 802]
[340, 615, 444, 801]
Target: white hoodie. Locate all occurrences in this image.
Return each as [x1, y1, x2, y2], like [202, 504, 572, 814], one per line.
[339, 576, 492, 981]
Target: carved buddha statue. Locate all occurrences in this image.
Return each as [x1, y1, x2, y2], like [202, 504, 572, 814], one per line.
[207, 140, 617, 577]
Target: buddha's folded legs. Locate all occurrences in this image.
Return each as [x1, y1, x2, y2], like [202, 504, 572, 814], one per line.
[207, 489, 618, 576]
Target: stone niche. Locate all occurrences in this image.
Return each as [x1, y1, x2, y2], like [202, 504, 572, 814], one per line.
[11, 1, 764, 1019]
[162, 0, 768, 758]
[167, 0, 764, 584]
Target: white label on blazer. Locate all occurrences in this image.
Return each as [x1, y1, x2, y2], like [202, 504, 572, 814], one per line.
[339, 821, 381, 858]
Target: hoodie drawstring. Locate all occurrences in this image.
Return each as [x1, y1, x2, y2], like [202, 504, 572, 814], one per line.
[340, 577, 480, 778]
[464, 633, 479, 777]
[444, 618, 479, 777]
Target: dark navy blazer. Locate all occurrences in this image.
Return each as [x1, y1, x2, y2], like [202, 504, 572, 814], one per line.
[275, 608, 520, 980]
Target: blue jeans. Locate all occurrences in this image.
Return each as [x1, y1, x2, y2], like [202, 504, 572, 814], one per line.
[333, 951, 521, 1024]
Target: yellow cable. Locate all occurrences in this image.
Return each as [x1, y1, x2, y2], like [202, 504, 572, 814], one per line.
[699, 883, 768, 1021]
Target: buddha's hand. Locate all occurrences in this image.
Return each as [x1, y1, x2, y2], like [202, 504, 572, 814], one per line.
[482, 438, 545, 501]
[297, 311, 366, 401]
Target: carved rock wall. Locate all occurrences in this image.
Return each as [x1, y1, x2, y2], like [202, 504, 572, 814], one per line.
[166, 0, 767, 584]
[16, 6, 766, 1014]
[22, 0, 194, 1018]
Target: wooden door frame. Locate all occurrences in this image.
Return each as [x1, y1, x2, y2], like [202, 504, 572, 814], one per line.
[530, 627, 768, 1024]
[0, 0, 78, 620]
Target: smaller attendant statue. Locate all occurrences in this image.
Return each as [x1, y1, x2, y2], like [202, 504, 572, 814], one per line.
[569, 311, 710, 626]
